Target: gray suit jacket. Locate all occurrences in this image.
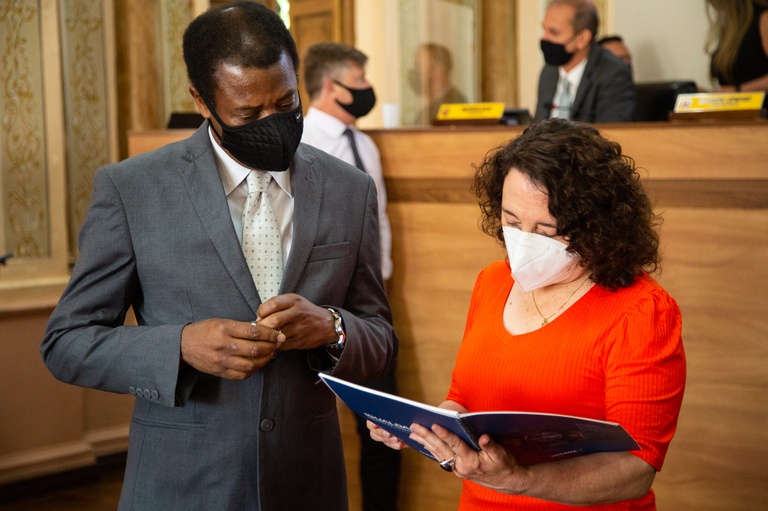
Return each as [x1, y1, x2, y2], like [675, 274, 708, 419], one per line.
[41, 124, 398, 510]
[535, 43, 635, 123]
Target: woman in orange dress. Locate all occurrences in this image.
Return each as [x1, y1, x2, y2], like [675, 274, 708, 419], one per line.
[369, 118, 686, 510]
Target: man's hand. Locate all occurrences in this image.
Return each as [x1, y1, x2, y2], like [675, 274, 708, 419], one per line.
[181, 318, 285, 379]
[256, 293, 339, 351]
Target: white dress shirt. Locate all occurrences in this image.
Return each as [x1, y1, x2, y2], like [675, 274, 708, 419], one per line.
[301, 107, 393, 280]
[208, 127, 294, 265]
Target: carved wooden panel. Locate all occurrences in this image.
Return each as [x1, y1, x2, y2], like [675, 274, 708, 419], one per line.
[60, 0, 115, 260]
[0, 0, 69, 289]
[0, 1, 50, 258]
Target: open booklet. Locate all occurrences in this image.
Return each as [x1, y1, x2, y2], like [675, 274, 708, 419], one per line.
[320, 373, 640, 466]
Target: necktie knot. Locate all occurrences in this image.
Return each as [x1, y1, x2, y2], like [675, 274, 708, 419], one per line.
[247, 170, 271, 193]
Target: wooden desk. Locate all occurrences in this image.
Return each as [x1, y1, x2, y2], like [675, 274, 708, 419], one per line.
[128, 123, 768, 511]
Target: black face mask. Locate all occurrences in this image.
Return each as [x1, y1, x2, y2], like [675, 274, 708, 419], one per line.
[540, 39, 575, 67]
[333, 80, 376, 119]
[206, 100, 303, 172]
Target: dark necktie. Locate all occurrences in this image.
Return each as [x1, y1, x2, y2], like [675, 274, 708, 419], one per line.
[343, 128, 366, 172]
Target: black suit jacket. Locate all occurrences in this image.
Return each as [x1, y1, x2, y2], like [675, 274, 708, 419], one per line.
[535, 43, 635, 123]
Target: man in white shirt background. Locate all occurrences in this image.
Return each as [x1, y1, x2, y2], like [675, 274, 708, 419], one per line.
[301, 42, 401, 511]
[302, 43, 392, 285]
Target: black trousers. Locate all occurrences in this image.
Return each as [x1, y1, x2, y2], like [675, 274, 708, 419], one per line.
[353, 369, 402, 511]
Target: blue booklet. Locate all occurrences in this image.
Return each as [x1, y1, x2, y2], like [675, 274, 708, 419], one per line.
[320, 373, 640, 466]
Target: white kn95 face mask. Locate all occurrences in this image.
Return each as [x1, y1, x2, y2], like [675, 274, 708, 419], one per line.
[502, 226, 580, 293]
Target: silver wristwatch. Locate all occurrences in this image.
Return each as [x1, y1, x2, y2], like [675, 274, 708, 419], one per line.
[325, 307, 346, 352]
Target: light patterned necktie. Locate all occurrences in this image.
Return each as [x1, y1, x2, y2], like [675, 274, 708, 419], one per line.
[242, 170, 283, 302]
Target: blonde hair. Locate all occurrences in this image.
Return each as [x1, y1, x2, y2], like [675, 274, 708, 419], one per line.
[706, 0, 768, 84]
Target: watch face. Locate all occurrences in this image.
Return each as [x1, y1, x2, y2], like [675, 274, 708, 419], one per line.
[326, 307, 346, 349]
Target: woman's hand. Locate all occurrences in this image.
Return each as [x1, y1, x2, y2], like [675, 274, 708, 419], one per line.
[367, 421, 410, 450]
[366, 399, 468, 451]
[411, 421, 656, 505]
[409, 423, 530, 494]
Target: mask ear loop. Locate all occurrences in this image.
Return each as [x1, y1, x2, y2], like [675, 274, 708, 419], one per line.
[200, 96, 226, 142]
[332, 79, 351, 91]
[332, 79, 358, 109]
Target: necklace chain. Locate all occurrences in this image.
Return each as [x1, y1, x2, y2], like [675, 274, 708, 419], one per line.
[531, 277, 590, 327]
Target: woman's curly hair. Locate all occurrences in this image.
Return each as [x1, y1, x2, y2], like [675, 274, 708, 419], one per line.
[472, 118, 661, 290]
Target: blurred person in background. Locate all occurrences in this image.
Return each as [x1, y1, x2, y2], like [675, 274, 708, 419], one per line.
[410, 42, 468, 125]
[597, 34, 633, 76]
[535, 0, 634, 123]
[302, 41, 401, 511]
[706, 0, 768, 93]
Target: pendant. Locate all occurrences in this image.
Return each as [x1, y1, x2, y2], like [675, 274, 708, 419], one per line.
[541, 318, 548, 326]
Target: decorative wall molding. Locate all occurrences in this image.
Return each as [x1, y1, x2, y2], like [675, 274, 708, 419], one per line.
[0, 422, 128, 485]
[0, 1, 48, 258]
[60, 0, 112, 259]
[83, 424, 131, 458]
[0, 441, 96, 485]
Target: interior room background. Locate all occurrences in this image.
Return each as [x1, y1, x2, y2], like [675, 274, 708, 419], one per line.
[2, 1, 765, 511]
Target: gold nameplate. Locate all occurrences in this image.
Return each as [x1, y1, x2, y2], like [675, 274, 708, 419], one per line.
[674, 92, 765, 113]
[433, 102, 505, 125]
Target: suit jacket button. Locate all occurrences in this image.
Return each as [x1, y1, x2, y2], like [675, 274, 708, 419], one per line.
[151, 390, 159, 400]
[142, 389, 151, 399]
[129, 386, 136, 395]
[260, 419, 274, 432]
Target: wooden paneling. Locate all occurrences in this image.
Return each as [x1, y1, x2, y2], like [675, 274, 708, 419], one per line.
[114, 0, 163, 159]
[127, 129, 196, 157]
[0, 308, 131, 484]
[382, 177, 768, 209]
[121, 122, 768, 510]
[289, 0, 354, 112]
[652, 208, 768, 510]
[370, 122, 768, 180]
[481, 0, 518, 105]
[367, 122, 768, 511]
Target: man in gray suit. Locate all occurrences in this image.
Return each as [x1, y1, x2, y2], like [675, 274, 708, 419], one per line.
[534, 0, 634, 123]
[40, 3, 397, 510]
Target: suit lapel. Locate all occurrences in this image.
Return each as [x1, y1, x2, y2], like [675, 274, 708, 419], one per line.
[177, 125, 261, 310]
[572, 44, 600, 117]
[281, 145, 321, 294]
[542, 67, 559, 117]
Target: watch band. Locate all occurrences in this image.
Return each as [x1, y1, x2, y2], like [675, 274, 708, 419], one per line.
[325, 307, 346, 352]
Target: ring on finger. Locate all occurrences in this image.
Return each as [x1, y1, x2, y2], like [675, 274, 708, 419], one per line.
[439, 455, 456, 472]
